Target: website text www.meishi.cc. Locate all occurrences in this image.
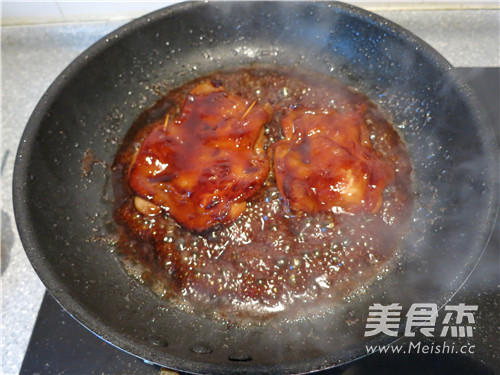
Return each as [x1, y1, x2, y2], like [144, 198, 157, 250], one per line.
[366, 341, 476, 355]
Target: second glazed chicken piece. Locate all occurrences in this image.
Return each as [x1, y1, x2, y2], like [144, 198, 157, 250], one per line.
[273, 106, 394, 214]
[129, 81, 271, 232]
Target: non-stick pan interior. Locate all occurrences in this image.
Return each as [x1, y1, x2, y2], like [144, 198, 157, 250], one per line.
[13, 2, 498, 374]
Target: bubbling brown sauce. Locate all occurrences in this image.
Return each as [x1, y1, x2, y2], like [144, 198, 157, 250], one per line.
[112, 67, 414, 321]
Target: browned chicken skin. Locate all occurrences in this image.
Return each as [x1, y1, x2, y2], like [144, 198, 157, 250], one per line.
[128, 81, 271, 232]
[273, 106, 395, 214]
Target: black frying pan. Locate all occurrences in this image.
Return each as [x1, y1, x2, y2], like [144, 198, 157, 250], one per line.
[13, 2, 498, 374]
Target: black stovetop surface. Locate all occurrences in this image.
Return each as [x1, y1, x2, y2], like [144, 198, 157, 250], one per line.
[20, 68, 499, 375]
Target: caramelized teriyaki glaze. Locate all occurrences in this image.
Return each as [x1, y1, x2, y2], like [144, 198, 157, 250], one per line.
[112, 67, 414, 321]
[128, 81, 271, 232]
[273, 107, 395, 214]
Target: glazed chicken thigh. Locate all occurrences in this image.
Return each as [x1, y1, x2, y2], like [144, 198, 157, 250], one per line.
[273, 106, 395, 214]
[128, 81, 271, 232]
